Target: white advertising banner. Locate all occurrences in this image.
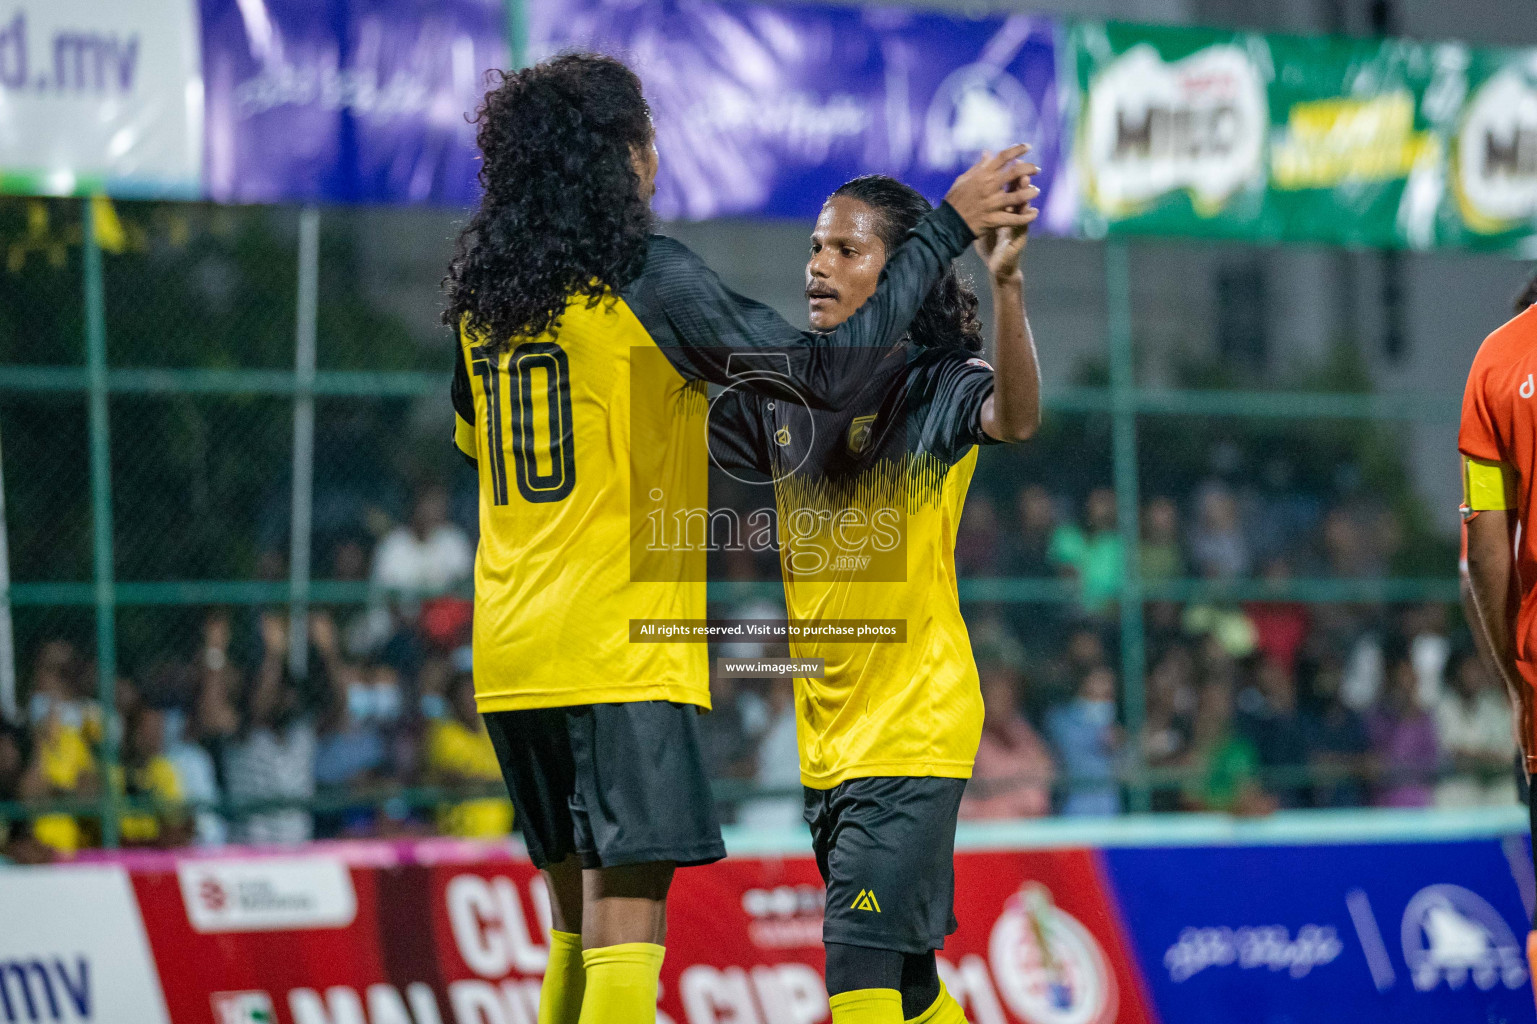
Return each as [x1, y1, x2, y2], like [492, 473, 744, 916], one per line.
[0, 865, 171, 1024]
[0, 0, 201, 197]
[177, 856, 358, 934]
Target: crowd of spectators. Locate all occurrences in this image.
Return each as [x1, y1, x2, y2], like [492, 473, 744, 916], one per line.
[706, 475, 1517, 824]
[0, 485, 505, 861]
[0, 464, 1520, 859]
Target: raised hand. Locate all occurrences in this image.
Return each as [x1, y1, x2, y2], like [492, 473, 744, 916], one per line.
[943, 144, 1040, 235]
[974, 165, 1039, 283]
[310, 611, 340, 657]
[975, 154, 1043, 445]
[259, 610, 288, 660]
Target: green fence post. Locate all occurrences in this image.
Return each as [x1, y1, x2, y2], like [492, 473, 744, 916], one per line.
[288, 208, 320, 680]
[0, 423, 15, 722]
[1106, 240, 1148, 813]
[506, 0, 527, 69]
[83, 197, 119, 847]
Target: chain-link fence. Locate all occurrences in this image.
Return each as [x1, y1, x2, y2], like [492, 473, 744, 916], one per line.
[0, 194, 1511, 857]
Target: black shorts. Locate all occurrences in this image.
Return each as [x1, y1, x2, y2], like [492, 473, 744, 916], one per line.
[484, 701, 725, 871]
[803, 775, 967, 955]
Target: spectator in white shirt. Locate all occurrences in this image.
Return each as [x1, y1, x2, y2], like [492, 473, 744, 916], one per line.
[371, 484, 473, 597]
[1188, 483, 1251, 582]
[1434, 649, 1517, 808]
[1406, 603, 1451, 710]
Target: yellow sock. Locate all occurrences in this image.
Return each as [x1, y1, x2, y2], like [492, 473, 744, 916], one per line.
[577, 942, 665, 1024]
[829, 988, 904, 1023]
[906, 981, 968, 1024]
[538, 930, 585, 1024]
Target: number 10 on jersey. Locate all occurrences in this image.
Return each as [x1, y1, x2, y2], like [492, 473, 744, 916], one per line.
[470, 342, 576, 504]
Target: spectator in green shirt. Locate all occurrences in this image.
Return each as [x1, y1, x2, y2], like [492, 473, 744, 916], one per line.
[1049, 486, 1123, 613]
[1184, 680, 1274, 815]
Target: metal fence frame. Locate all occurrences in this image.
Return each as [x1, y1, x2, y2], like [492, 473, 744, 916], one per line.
[0, 198, 1473, 842]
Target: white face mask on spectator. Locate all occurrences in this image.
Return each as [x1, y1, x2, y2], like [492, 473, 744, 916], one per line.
[162, 708, 189, 745]
[29, 693, 85, 731]
[347, 681, 403, 723]
[1080, 699, 1116, 727]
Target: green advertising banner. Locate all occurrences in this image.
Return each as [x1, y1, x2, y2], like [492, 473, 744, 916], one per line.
[1069, 22, 1537, 253]
[1072, 22, 1273, 241]
[1444, 48, 1537, 252]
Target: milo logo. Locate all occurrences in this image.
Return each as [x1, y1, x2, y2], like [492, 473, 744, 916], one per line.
[1455, 57, 1537, 233]
[1081, 43, 1267, 218]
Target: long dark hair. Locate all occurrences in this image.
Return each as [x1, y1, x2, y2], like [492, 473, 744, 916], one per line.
[443, 54, 655, 351]
[830, 175, 982, 352]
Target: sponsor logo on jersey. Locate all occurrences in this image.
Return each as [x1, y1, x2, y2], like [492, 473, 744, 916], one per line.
[847, 415, 877, 455]
[851, 889, 882, 913]
[964, 357, 993, 371]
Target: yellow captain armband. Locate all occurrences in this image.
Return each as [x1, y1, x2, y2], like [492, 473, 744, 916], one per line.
[1463, 455, 1515, 511]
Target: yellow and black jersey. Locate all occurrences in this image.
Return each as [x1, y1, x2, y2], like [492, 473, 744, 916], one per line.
[710, 343, 997, 787]
[453, 204, 975, 714]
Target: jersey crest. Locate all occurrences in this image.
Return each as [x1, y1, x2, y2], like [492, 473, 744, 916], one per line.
[847, 414, 878, 455]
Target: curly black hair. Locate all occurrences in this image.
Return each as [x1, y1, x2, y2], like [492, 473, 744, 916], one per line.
[443, 54, 655, 351]
[830, 175, 982, 353]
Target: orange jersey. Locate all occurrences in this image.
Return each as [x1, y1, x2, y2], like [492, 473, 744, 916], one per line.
[1459, 304, 1537, 696]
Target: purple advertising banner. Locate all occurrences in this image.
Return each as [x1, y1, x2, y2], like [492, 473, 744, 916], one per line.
[531, 0, 1070, 227]
[200, 0, 507, 205]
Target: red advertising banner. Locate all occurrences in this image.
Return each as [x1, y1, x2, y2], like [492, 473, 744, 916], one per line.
[116, 840, 1154, 1024]
[9, 825, 1530, 1024]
